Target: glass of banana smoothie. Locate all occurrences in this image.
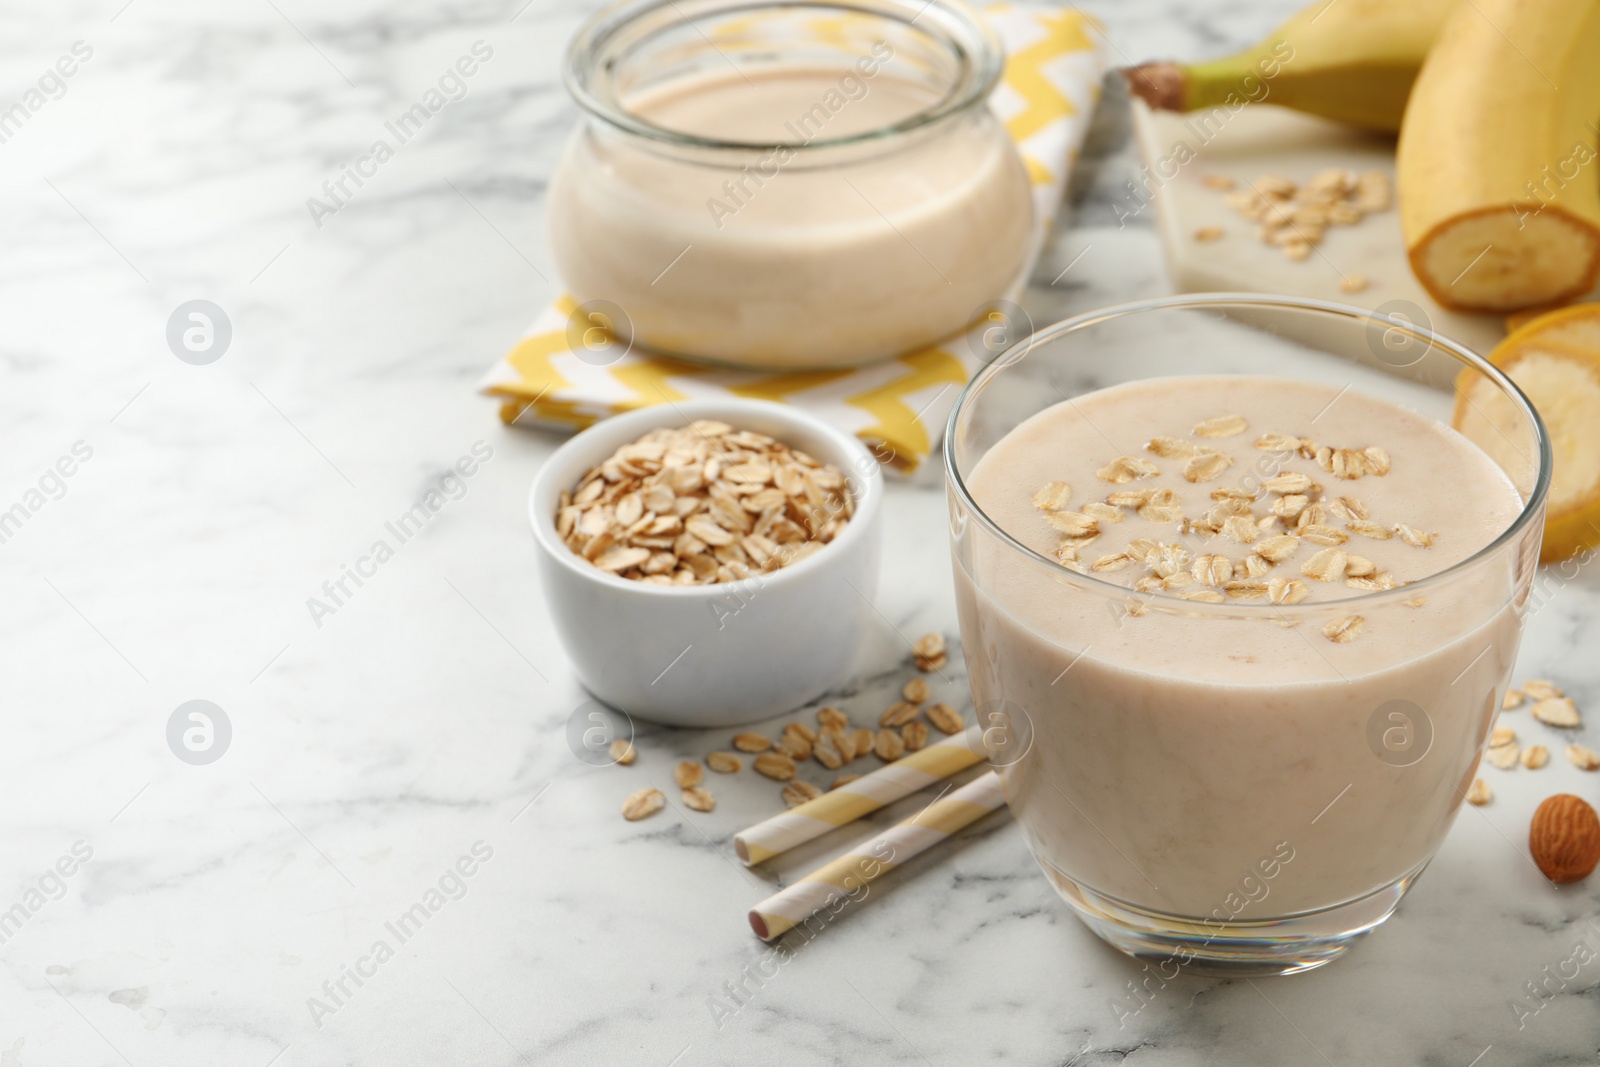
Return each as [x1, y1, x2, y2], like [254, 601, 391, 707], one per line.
[945, 295, 1550, 975]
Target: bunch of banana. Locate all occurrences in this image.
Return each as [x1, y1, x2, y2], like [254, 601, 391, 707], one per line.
[1397, 0, 1600, 312]
[1124, 0, 1457, 133]
[1127, 0, 1600, 311]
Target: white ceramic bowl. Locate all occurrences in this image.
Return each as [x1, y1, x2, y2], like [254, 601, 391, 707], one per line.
[529, 399, 884, 727]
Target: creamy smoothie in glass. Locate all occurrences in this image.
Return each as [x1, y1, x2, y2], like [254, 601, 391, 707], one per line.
[551, 0, 1033, 369]
[945, 296, 1550, 975]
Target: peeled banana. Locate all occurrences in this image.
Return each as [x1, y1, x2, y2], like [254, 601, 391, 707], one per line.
[1397, 0, 1600, 312]
[1126, 0, 1457, 133]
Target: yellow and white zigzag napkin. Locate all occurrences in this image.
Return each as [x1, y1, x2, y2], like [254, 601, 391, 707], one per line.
[479, 6, 1106, 471]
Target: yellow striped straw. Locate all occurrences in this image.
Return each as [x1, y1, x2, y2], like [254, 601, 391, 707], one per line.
[748, 771, 1006, 941]
[733, 727, 985, 866]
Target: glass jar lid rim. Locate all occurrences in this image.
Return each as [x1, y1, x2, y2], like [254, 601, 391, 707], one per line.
[563, 0, 1006, 150]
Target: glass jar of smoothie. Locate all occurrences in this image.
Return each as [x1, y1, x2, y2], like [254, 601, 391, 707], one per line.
[946, 295, 1550, 976]
[551, 0, 1033, 369]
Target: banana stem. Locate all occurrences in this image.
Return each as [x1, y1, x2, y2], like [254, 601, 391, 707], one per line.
[1122, 62, 1186, 112]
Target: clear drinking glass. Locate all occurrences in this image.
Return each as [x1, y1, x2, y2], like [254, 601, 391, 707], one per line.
[550, 0, 1032, 369]
[944, 294, 1550, 976]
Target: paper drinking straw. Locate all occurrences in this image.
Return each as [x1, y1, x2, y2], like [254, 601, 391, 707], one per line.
[747, 771, 1006, 941]
[733, 727, 986, 866]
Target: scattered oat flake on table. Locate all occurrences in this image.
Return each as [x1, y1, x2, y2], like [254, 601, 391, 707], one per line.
[674, 761, 702, 789]
[1522, 680, 1564, 701]
[1532, 698, 1581, 728]
[849, 727, 874, 761]
[874, 728, 906, 761]
[681, 786, 716, 812]
[880, 701, 919, 728]
[1467, 778, 1493, 805]
[1193, 226, 1224, 242]
[1522, 744, 1551, 770]
[901, 720, 929, 751]
[732, 733, 772, 753]
[813, 731, 847, 770]
[926, 703, 964, 735]
[1566, 743, 1600, 770]
[775, 730, 812, 761]
[609, 739, 636, 765]
[817, 706, 848, 731]
[705, 751, 741, 773]
[753, 752, 798, 780]
[1503, 689, 1525, 710]
[1490, 726, 1517, 748]
[902, 677, 930, 704]
[622, 788, 665, 821]
[1487, 742, 1520, 770]
[781, 781, 823, 808]
[1339, 274, 1369, 294]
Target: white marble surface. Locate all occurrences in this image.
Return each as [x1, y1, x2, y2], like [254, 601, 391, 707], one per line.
[5, 1, 1600, 1064]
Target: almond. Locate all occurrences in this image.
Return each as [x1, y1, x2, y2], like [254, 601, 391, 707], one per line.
[1529, 794, 1600, 884]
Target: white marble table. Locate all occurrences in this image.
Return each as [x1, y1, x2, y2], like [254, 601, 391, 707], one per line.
[5, 1, 1599, 1064]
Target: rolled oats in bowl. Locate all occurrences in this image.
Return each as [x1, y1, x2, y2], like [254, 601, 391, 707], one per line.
[556, 420, 854, 585]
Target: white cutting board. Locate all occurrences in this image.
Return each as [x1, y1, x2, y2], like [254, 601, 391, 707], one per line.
[1131, 101, 1508, 388]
